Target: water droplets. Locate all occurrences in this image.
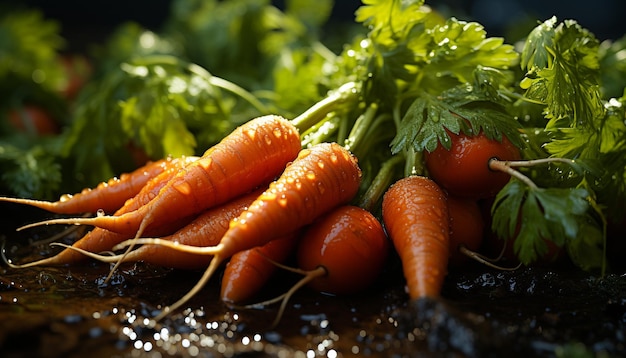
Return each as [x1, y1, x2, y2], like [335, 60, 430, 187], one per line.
[245, 128, 257, 140]
[174, 181, 192, 195]
[329, 153, 338, 164]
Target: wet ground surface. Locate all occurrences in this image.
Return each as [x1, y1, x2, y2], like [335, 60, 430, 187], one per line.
[1, 207, 625, 357]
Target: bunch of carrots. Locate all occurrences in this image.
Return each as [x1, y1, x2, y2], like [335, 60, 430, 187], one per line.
[2, 0, 619, 327]
[0, 100, 540, 326]
[0, 47, 607, 328]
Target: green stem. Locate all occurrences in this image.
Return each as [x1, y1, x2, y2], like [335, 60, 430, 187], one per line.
[129, 55, 270, 115]
[358, 155, 404, 212]
[291, 82, 360, 133]
[189, 64, 270, 114]
[345, 103, 378, 153]
[300, 115, 340, 147]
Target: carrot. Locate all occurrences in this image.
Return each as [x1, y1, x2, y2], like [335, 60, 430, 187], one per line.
[38, 189, 266, 270]
[0, 156, 195, 214]
[115, 142, 362, 321]
[5, 156, 199, 268]
[447, 195, 485, 267]
[117, 189, 266, 270]
[6, 212, 196, 268]
[240, 205, 388, 327]
[18, 115, 302, 236]
[220, 233, 298, 305]
[381, 175, 450, 299]
[295, 205, 389, 295]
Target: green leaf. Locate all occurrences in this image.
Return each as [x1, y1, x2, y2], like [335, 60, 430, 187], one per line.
[64, 55, 243, 187]
[390, 92, 463, 153]
[520, 16, 557, 71]
[0, 10, 65, 91]
[520, 17, 604, 127]
[0, 141, 62, 199]
[566, 218, 605, 271]
[492, 179, 591, 265]
[421, 19, 519, 87]
[390, 68, 523, 155]
[355, 0, 426, 33]
[598, 34, 626, 99]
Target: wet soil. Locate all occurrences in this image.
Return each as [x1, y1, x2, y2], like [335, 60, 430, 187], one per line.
[1, 207, 625, 357]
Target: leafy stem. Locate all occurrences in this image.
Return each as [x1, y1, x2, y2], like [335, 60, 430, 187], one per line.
[358, 154, 404, 212]
[291, 82, 360, 133]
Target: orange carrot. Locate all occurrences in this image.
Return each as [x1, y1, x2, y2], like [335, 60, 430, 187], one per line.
[115, 142, 362, 320]
[295, 205, 389, 295]
[117, 189, 265, 270]
[18, 115, 302, 237]
[446, 194, 484, 267]
[6, 212, 196, 268]
[244, 205, 388, 327]
[381, 176, 450, 299]
[5, 156, 199, 268]
[39, 189, 266, 270]
[220, 233, 298, 305]
[0, 157, 195, 214]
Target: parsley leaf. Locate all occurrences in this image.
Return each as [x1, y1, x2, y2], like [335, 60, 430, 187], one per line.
[0, 140, 62, 199]
[492, 179, 591, 264]
[63, 56, 250, 187]
[520, 17, 604, 128]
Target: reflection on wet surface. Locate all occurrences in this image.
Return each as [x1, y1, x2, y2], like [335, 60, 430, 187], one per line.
[0, 211, 625, 357]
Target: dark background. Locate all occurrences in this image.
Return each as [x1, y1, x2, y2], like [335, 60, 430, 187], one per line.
[1, 0, 625, 51]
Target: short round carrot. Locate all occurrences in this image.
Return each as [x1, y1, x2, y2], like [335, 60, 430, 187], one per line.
[220, 233, 298, 305]
[18, 115, 302, 236]
[0, 156, 194, 214]
[381, 175, 450, 299]
[116, 142, 362, 321]
[295, 205, 389, 295]
[447, 194, 485, 267]
[240, 205, 388, 327]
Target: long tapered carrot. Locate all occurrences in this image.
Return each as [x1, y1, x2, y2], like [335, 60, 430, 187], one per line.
[39, 189, 266, 269]
[0, 157, 194, 214]
[18, 115, 302, 236]
[115, 142, 362, 321]
[381, 175, 450, 299]
[220, 233, 298, 305]
[5, 156, 199, 268]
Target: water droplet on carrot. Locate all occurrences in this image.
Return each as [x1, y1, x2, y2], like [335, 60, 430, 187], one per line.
[272, 128, 283, 138]
[317, 183, 325, 194]
[200, 157, 213, 170]
[263, 134, 272, 145]
[174, 181, 192, 195]
[245, 128, 256, 140]
[278, 197, 288, 207]
[306, 171, 316, 180]
[60, 194, 73, 202]
[330, 153, 338, 164]
[298, 149, 311, 159]
[317, 160, 325, 169]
